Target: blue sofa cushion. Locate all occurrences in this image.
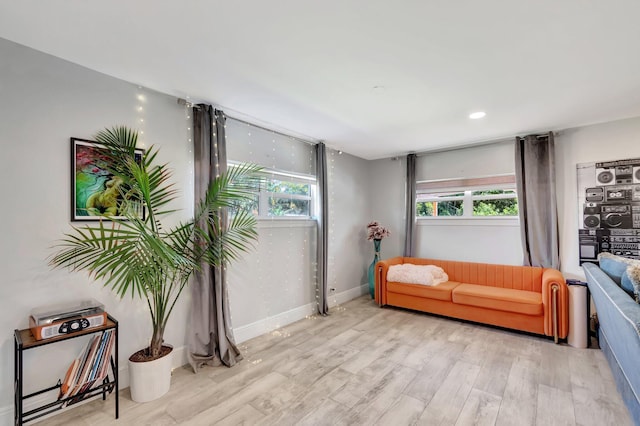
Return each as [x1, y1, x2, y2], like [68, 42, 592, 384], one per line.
[599, 253, 630, 284]
[599, 253, 640, 303]
[621, 271, 636, 298]
[624, 264, 640, 303]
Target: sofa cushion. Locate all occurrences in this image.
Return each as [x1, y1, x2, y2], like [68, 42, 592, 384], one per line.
[452, 284, 543, 316]
[623, 265, 640, 303]
[599, 253, 640, 302]
[403, 258, 544, 292]
[387, 281, 461, 301]
[598, 253, 629, 285]
[621, 270, 636, 299]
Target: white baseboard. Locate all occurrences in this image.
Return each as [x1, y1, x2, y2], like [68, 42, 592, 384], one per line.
[233, 303, 316, 344]
[0, 404, 10, 425]
[233, 284, 368, 344]
[328, 283, 369, 307]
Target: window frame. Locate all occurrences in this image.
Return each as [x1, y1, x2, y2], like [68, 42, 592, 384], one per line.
[228, 161, 317, 221]
[416, 174, 519, 220]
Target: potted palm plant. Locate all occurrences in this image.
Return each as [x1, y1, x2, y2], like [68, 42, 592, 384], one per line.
[50, 126, 261, 402]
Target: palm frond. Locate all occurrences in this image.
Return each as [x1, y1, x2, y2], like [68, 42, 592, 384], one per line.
[51, 126, 263, 358]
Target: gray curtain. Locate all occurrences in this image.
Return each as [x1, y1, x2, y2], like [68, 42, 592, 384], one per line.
[515, 132, 560, 269]
[404, 153, 416, 257]
[188, 105, 242, 371]
[316, 142, 329, 315]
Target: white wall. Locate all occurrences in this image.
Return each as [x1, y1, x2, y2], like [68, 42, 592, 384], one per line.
[555, 116, 640, 278]
[0, 38, 192, 418]
[415, 218, 522, 264]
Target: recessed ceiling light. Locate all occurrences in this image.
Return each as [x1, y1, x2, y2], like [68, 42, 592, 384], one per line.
[469, 111, 486, 119]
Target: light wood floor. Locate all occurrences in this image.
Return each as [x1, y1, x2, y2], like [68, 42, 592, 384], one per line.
[38, 296, 632, 425]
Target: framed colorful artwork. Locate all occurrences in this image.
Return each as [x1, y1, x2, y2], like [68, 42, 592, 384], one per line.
[71, 138, 144, 221]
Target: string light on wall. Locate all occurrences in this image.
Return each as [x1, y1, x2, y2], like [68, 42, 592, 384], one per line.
[328, 149, 343, 311]
[183, 97, 193, 210]
[244, 122, 274, 334]
[135, 86, 147, 147]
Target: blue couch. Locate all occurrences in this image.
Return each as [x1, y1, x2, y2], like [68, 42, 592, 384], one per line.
[583, 262, 640, 424]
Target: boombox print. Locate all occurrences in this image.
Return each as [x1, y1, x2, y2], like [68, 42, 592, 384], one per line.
[577, 158, 640, 264]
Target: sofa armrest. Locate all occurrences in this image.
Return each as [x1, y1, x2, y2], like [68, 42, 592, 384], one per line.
[375, 256, 405, 306]
[542, 268, 569, 340]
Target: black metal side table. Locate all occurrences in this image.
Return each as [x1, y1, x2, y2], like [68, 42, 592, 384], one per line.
[14, 314, 119, 425]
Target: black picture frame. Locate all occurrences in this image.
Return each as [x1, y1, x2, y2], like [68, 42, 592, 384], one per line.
[71, 138, 144, 221]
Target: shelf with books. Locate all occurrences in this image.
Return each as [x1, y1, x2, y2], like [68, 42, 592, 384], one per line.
[14, 314, 118, 425]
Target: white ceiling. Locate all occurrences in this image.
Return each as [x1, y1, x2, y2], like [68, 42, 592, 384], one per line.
[1, 1, 640, 160]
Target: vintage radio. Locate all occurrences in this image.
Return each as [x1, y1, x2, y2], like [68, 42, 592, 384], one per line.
[585, 187, 605, 202]
[595, 167, 616, 186]
[601, 229, 640, 260]
[605, 187, 633, 202]
[578, 229, 600, 264]
[599, 203, 633, 229]
[615, 165, 634, 184]
[595, 159, 640, 186]
[583, 202, 601, 229]
[29, 299, 106, 341]
[600, 184, 640, 202]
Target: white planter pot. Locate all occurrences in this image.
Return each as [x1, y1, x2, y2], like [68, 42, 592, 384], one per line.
[128, 346, 173, 403]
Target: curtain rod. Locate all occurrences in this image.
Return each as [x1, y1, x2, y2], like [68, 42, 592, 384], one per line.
[178, 98, 319, 146]
[224, 115, 319, 146]
[415, 137, 513, 157]
[414, 131, 556, 158]
[516, 132, 554, 141]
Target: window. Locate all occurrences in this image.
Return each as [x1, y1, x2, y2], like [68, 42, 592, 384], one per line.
[230, 163, 316, 219]
[416, 175, 518, 218]
[263, 177, 313, 217]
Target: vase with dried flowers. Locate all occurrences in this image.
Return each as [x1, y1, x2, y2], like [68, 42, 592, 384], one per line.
[366, 221, 391, 298]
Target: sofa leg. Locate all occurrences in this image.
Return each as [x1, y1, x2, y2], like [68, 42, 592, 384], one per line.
[377, 266, 383, 307]
[552, 283, 559, 344]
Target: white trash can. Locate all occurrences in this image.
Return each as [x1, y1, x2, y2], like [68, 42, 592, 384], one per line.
[567, 282, 588, 348]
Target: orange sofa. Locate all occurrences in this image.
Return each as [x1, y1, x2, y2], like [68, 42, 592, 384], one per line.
[375, 257, 568, 341]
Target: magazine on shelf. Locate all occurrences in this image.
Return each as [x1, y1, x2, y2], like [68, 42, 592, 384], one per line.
[58, 329, 115, 404]
[71, 334, 101, 397]
[58, 335, 94, 400]
[58, 358, 79, 400]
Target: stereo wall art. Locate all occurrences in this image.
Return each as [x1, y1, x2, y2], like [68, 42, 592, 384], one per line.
[577, 157, 640, 264]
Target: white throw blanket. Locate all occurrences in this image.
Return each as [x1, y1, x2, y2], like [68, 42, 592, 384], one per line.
[387, 264, 449, 286]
